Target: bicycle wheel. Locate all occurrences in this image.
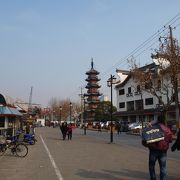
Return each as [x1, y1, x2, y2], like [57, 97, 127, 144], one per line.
[0, 144, 7, 156]
[15, 143, 28, 157]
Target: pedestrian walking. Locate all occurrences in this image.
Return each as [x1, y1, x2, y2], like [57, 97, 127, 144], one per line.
[26, 123, 30, 134]
[67, 123, 72, 140]
[117, 123, 121, 135]
[142, 115, 172, 180]
[60, 122, 68, 140]
[98, 123, 101, 132]
[171, 129, 180, 152]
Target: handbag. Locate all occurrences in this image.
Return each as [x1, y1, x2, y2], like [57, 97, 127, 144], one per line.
[141, 124, 164, 144]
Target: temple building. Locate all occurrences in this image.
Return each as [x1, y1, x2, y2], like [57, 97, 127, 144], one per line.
[84, 59, 101, 122]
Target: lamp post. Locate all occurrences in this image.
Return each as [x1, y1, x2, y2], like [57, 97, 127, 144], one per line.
[107, 75, 116, 143]
[83, 95, 86, 135]
[52, 110, 55, 128]
[59, 106, 62, 123]
[70, 102, 72, 123]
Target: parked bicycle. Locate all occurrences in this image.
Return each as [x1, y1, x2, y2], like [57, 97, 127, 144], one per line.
[0, 135, 28, 158]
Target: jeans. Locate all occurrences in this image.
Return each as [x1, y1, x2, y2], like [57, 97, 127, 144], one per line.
[149, 149, 167, 180]
[68, 131, 72, 140]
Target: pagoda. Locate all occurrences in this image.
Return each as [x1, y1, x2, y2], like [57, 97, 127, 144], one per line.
[84, 59, 101, 122]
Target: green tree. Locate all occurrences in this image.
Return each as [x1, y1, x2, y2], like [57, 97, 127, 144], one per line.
[94, 101, 117, 122]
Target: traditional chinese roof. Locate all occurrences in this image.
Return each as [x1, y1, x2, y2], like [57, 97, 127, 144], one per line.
[0, 94, 22, 116]
[85, 82, 101, 88]
[0, 94, 6, 104]
[84, 92, 102, 96]
[85, 77, 100, 81]
[115, 63, 158, 89]
[86, 69, 100, 75]
[86, 59, 100, 75]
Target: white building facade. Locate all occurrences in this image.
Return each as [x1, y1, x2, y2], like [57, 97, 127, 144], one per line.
[114, 62, 179, 128]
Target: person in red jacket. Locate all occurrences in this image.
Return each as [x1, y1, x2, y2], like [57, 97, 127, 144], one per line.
[67, 123, 73, 140]
[142, 115, 172, 180]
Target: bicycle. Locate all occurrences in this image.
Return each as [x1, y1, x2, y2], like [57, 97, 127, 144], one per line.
[0, 135, 28, 158]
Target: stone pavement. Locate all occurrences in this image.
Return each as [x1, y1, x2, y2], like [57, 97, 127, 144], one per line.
[0, 127, 179, 180]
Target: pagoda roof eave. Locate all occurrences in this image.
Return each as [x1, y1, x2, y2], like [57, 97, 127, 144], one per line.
[86, 70, 100, 75]
[85, 85, 101, 89]
[86, 79, 100, 82]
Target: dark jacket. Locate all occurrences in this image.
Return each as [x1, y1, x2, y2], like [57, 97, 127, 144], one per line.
[171, 130, 180, 152]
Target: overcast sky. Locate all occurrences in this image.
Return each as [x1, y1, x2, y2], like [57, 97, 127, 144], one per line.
[0, 0, 180, 107]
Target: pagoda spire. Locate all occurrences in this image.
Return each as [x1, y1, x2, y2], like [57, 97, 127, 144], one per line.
[91, 57, 94, 69]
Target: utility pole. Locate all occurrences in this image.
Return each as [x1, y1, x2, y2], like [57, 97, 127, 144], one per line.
[28, 86, 33, 114]
[79, 87, 84, 125]
[169, 26, 180, 129]
[83, 95, 86, 135]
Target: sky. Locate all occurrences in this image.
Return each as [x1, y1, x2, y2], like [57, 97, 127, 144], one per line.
[0, 0, 180, 107]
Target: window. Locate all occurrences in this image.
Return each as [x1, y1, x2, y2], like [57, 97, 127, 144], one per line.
[135, 99, 143, 110]
[145, 98, 153, 105]
[135, 85, 141, 95]
[8, 118, 14, 128]
[128, 87, 131, 93]
[119, 89, 125, 95]
[0, 117, 5, 127]
[119, 102, 125, 108]
[127, 101, 134, 111]
[137, 85, 141, 92]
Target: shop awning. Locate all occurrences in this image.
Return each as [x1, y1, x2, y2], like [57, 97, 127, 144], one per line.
[0, 105, 22, 116]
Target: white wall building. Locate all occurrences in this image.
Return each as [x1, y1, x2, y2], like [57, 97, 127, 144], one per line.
[114, 62, 179, 127]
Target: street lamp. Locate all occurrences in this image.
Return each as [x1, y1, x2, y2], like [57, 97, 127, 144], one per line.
[59, 106, 62, 123]
[52, 110, 55, 128]
[107, 75, 117, 143]
[70, 102, 72, 123]
[83, 95, 86, 135]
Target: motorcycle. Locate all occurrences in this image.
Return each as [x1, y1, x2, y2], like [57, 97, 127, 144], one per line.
[23, 133, 37, 145]
[16, 129, 37, 145]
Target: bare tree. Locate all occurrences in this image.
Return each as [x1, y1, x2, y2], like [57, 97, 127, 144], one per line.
[129, 26, 180, 126]
[48, 97, 81, 122]
[152, 26, 180, 126]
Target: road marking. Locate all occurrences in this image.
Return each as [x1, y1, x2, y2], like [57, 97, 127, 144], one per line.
[40, 135, 64, 180]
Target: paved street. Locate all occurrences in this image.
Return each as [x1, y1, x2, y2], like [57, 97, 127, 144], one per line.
[0, 127, 179, 180]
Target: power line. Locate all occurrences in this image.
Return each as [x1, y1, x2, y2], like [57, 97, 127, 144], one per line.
[69, 13, 180, 101]
[100, 12, 180, 78]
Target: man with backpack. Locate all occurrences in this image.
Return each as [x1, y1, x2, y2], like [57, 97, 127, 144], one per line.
[142, 115, 172, 180]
